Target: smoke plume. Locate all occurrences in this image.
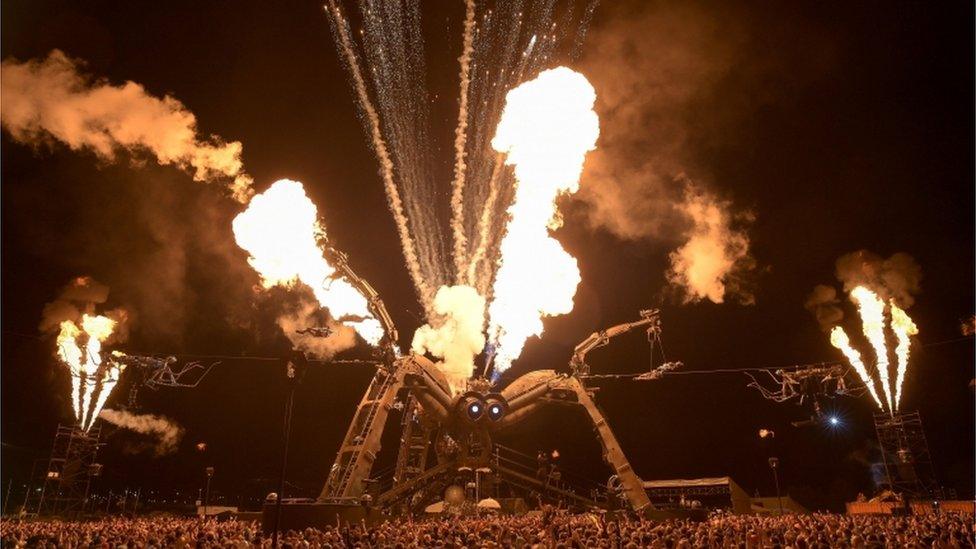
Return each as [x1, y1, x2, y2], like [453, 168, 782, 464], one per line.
[412, 285, 486, 393]
[98, 408, 184, 456]
[805, 284, 845, 330]
[574, 3, 749, 241]
[805, 250, 922, 329]
[40, 276, 129, 344]
[276, 298, 358, 359]
[1, 50, 253, 202]
[569, 3, 833, 301]
[835, 250, 922, 308]
[666, 184, 754, 304]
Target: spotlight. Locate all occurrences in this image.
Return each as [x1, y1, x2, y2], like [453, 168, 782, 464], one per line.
[828, 416, 840, 426]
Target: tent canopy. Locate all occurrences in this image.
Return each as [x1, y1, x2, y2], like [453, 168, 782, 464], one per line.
[477, 498, 501, 509]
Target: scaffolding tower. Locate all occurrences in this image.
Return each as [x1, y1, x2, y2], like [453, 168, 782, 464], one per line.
[33, 424, 102, 516]
[874, 411, 939, 498]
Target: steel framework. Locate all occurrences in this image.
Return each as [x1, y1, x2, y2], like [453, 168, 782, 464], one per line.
[33, 424, 102, 516]
[317, 311, 667, 515]
[873, 411, 938, 498]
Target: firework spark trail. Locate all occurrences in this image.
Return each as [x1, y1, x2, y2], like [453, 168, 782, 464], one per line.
[460, 5, 525, 287]
[487, 67, 599, 374]
[459, 0, 583, 286]
[466, 44, 542, 295]
[466, 153, 507, 291]
[570, 0, 600, 61]
[325, 0, 434, 315]
[851, 286, 894, 412]
[356, 0, 448, 297]
[830, 326, 886, 411]
[889, 300, 918, 412]
[450, 0, 479, 279]
[232, 179, 385, 346]
[326, 0, 601, 335]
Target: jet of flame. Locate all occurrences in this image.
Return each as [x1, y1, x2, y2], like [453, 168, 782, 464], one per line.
[829, 325, 884, 410]
[486, 67, 599, 374]
[850, 286, 894, 411]
[889, 300, 918, 412]
[55, 314, 122, 430]
[828, 285, 919, 414]
[232, 179, 383, 345]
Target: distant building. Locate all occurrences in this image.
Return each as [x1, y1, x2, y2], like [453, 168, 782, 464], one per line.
[642, 477, 753, 514]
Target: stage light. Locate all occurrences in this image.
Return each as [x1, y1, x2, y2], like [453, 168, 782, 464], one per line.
[828, 416, 840, 426]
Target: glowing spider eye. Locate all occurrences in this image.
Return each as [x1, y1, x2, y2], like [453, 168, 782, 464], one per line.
[486, 401, 506, 421]
[465, 399, 485, 421]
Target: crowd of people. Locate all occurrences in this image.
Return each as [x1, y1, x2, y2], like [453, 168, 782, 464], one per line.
[1, 509, 973, 548]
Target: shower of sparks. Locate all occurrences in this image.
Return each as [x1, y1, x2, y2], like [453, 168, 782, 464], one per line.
[325, 1, 598, 316]
[323, 0, 600, 377]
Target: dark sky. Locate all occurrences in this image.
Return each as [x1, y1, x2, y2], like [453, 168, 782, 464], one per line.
[2, 1, 973, 511]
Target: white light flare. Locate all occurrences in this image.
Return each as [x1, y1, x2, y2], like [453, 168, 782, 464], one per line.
[487, 67, 599, 374]
[232, 179, 383, 345]
[850, 286, 894, 412]
[889, 300, 918, 412]
[829, 325, 885, 412]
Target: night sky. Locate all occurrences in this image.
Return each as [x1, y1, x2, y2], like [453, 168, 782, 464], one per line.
[2, 1, 973, 512]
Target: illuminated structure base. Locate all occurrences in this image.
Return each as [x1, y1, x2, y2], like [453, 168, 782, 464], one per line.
[263, 354, 653, 531]
[31, 424, 102, 517]
[873, 411, 938, 498]
[321, 354, 646, 512]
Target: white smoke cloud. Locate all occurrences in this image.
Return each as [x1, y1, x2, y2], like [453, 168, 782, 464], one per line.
[412, 285, 486, 393]
[667, 184, 754, 304]
[98, 408, 184, 456]
[1, 50, 253, 202]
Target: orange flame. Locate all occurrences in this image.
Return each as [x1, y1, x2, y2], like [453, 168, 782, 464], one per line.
[486, 67, 599, 373]
[232, 179, 384, 345]
[829, 325, 885, 411]
[850, 286, 893, 411]
[56, 313, 118, 430]
[889, 300, 918, 412]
